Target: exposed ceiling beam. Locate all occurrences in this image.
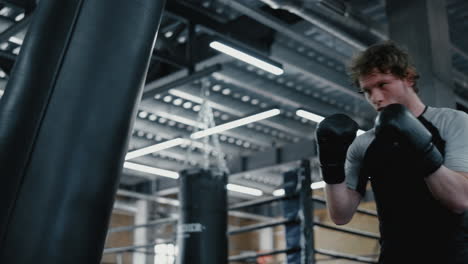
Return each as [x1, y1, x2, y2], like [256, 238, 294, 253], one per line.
[228, 138, 318, 178]
[0, 14, 30, 44]
[142, 64, 222, 100]
[227, 0, 353, 62]
[138, 98, 280, 148]
[169, 83, 312, 139]
[132, 118, 247, 155]
[212, 63, 374, 129]
[271, 42, 362, 101]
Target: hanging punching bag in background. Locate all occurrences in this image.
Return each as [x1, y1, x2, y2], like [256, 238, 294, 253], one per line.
[0, 0, 165, 263]
[177, 169, 228, 264]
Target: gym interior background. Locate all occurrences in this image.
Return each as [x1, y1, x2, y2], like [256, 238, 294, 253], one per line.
[0, 0, 467, 263]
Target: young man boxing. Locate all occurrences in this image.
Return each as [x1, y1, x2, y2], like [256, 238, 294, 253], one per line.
[316, 41, 468, 264]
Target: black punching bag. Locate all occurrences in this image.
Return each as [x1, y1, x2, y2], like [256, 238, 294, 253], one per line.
[177, 169, 228, 264]
[0, 0, 165, 263]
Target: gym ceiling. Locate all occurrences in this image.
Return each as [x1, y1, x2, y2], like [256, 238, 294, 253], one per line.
[0, 0, 467, 203]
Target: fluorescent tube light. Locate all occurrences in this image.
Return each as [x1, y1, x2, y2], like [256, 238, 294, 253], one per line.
[311, 181, 326, 189]
[227, 183, 263, 196]
[9, 36, 23, 45]
[15, 13, 24, 22]
[296, 109, 366, 136]
[272, 180, 326, 196]
[190, 108, 281, 139]
[123, 162, 179, 179]
[296, 109, 324, 123]
[125, 138, 187, 160]
[209, 41, 284, 75]
[272, 189, 285, 197]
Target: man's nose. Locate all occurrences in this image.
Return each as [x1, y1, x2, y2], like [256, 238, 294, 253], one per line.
[370, 89, 383, 105]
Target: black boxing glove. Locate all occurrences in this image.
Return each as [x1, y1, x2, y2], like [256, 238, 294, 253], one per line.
[374, 104, 443, 177]
[316, 114, 359, 184]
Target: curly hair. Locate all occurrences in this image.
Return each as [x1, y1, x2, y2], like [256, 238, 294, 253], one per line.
[348, 41, 420, 93]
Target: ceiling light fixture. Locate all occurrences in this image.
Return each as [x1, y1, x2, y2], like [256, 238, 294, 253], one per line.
[272, 180, 327, 197]
[209, 41, 284, 75]
[190, 108, 281, 139]
[125, 138, 188, 160]
[295, 109, 325, 123]
[227, 183, 263, 196]
[127, 108, 280, 158]
[311, 180, 326, 189]
[123, 162, 179, 179]
[296, 109, 365, 135]
[124, 163, 262, 196]
[8, 36, 23, 45]
[356, 129, 366, 136]
[14, 13, 24, 22]
[272, 189, 285, 196]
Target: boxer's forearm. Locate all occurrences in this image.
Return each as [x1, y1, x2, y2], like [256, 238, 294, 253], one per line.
[324, 183, 362, 225]
[426, 166, 468, 214]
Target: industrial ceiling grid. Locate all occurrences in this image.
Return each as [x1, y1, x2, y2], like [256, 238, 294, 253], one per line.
[1, 0, 468, 198]
[351, 0, 468, 95]
[134, 0, 468, 196]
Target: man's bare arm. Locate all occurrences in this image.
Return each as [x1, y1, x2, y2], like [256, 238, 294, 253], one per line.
[426, 167, 468, 214]
[325, 182, 362, 225]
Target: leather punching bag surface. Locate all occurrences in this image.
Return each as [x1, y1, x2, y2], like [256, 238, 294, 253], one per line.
[0, 0, 165, 263]
[177, 169, 228, 264]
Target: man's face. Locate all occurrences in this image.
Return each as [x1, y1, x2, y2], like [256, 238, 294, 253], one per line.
[358, 69, 414, 111]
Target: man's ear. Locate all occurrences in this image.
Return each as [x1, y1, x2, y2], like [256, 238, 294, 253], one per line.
[404, 68, 417, 90]
[403, 76, 415, 88]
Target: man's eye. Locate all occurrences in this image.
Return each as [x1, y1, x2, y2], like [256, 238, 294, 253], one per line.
[379, 83, 387, 87]
[359, 89, 370, 95]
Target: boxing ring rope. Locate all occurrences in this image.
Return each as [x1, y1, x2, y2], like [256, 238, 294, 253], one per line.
[227, 159, 379, 264]
[315, 249, 378, 264]
[314, 222, 380, 240]
[107, 217, 178, 234]
[229, 194, 298, 211]
[229, 247, 301, 262]
[312, 196, 378, 217]
[228, 218, 299, 236]
[104, 160, 380, 263]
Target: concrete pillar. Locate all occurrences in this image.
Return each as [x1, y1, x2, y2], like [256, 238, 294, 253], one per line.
[385, 0, 455, 108]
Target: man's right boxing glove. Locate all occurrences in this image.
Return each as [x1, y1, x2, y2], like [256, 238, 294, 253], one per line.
[374, 104, 443, 177]
[316, 114, 359, 184]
